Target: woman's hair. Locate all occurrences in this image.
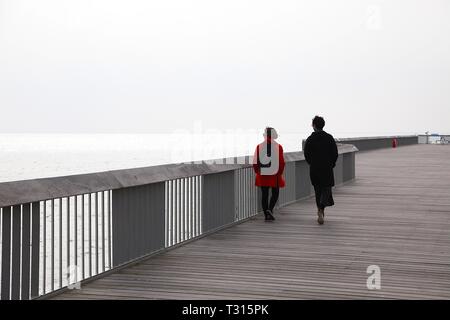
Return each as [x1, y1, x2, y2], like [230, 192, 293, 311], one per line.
[312, 116, 325, 130]
[264, 127, 278, 139]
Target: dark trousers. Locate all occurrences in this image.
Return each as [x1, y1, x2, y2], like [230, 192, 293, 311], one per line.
[261, 187, 280, 212]
[314, 185, 334, 210]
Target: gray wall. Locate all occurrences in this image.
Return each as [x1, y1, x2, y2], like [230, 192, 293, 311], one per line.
[335, 136, 418, 152]
[278, 162, 297, 206]
[112, 182, 166, 267]
[202, 170, 236, 233]
[295, 161, 312, 199]
[343, 152, 356, 182]
[302, 135, 418, 152]
[334, 154, 344, 186]
[418, 135, 450, 144]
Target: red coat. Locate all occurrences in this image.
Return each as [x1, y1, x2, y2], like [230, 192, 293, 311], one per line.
[252, 140, 286, 188]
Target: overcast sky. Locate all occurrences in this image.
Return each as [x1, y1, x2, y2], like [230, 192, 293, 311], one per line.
[0, 0, 449, 135]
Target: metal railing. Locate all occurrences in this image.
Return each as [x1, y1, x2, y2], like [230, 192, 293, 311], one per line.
[418, 135, 450, 144]
[0, 144, 358, 300]
[302, 135, 418, 152]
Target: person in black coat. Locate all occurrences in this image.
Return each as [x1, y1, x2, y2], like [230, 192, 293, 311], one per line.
[303, 116, 338, 225]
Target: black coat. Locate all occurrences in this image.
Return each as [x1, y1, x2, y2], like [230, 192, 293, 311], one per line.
[303, 130, 338, 187]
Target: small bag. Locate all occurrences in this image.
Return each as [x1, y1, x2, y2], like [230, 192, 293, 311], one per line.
[256, 145, 272, 168]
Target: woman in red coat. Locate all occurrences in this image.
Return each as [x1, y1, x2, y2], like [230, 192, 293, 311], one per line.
[253, 127, 285, 221]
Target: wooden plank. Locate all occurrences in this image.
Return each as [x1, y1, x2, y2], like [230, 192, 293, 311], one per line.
[53, 145, 450, 300]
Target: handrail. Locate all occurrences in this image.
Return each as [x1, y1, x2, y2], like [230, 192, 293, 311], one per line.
[301, 134, 418, 152]
[418, 134, 450, 144]
[335, 135, 417, 142]
[0, 144, 357, 208]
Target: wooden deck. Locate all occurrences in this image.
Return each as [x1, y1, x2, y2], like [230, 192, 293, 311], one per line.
[54, 145, 450, 300]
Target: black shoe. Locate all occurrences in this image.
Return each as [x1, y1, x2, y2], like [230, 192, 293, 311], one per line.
[267, 210, 275, 221]
[317, 208, 324, 225]
[264, 210, 273, 222]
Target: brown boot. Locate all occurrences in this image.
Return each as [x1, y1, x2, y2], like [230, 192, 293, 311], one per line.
[317, 208, 324, 225]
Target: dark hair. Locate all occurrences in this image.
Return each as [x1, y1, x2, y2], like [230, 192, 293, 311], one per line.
[264, 127, 278, 138]
[312, 116, 325, 130]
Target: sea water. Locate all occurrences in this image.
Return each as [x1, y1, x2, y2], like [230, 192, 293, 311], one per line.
[0, 133, 307, 183]
[0, 132, 409, 183]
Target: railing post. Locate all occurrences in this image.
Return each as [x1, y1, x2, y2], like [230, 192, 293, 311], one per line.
[1, 206, 12, 300]
[30, 202, 40, 299]
[11, 205, 21, 300]
[334, 154, 344, 186]
[21, 204, 32, 300]
[202, 171, 235, 234]
[111, 183, 165, 267]
[295, 160, 312, 200]
[279, 162, 296, 206]
[343, 152, 356, 182]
